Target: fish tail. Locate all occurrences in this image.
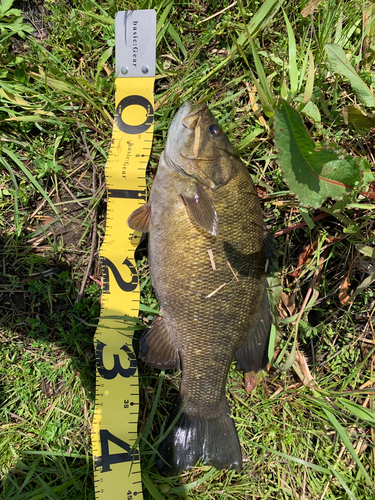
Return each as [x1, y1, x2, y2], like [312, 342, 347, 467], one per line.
[157, 398, 242, 474]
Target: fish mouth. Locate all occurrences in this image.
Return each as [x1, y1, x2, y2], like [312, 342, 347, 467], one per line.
[178, 101, 217, 162]
[180, 101, 208, 130]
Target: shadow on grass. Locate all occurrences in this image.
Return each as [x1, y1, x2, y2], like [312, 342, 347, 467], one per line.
[0, 232, 100, 498]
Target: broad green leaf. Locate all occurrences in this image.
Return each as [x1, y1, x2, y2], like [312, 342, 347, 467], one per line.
[342, 105, 375, 131]
[299, 207, 315, 229]
[325, 44, 375, 108]
[356, 243, 375, 258]
[300, 101, 321, 123]
[274, 100, 361, 208]
[0, 0, 16, 16]
[350, 270, 375, 302]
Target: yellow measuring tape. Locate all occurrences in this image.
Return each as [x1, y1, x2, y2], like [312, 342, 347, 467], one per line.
[92, 10, 156, 499]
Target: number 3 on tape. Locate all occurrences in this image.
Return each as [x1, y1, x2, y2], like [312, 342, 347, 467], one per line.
[92, 10, 156, 500]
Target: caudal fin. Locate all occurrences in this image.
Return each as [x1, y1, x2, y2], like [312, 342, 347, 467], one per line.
[157, 398, 242, 474]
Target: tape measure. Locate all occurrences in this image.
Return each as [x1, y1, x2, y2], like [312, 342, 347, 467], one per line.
[92, 10, 156, 500]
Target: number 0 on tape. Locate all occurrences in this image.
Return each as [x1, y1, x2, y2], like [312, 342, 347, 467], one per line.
[92, 10, 156, 500]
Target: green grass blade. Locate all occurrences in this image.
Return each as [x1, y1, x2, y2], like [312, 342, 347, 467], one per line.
[3, 147, 60, 217]
[325, 463, 358, 500]
[282, 9, 298, 96]
[167, 23, 187, 59]
[1, 157, 20, 235]
[142, 471, 166, 500]
[95, 46, 113, 90]
[340, 398, 375, 424]
[277, 327, 298, 371]
[356, 243, 375, 258]
[323, 408, 372, 485]
[237, 127, 264, 151]
[237, 0, 284, 44]
[5, 116, 65, 124]
[138, 303, 161, 314]
[140, 371, 165, 451]
[168, 467, 216, 494]
[249, 37, 274, 106]
[350, 270, 375, 302]
[73, 9, 114, 25]
[303, 50, 315, 102]
[156, 1, 174, 47]
[257, 444, 357, 500]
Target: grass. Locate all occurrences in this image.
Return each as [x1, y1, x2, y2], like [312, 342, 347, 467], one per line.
[1, 0, 375, 498]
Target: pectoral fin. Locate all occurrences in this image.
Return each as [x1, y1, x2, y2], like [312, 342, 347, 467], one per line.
[234, 287, 272, 373]
[139, 315, 180, 370]
[127, 203, 151, 233]
[182, 185, 219, 236]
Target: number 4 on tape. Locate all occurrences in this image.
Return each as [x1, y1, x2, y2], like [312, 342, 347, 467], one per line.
[92, 10, 156, 500]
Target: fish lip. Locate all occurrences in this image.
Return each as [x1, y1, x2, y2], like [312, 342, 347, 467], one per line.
[180, 101, 208, 129]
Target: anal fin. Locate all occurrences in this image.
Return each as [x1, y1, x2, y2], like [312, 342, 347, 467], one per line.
[139, 315, 180, 370]
[234, 287, 272, 373]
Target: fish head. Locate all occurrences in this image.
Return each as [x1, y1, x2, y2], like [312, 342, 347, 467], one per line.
[164, 101, 239, 189]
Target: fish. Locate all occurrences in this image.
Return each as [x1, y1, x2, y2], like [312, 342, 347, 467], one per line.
[127, 101, 272, 474]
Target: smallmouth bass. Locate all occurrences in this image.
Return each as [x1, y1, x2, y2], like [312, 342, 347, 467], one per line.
[128, 101, 272, 474]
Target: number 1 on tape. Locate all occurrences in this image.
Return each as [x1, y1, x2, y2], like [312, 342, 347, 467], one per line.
[92, 10, 156, 500]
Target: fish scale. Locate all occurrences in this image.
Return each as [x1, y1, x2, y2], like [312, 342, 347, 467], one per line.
[128, 101, 272, 473]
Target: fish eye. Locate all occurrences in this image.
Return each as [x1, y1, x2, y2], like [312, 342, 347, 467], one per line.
[209, 124, 221, 136]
